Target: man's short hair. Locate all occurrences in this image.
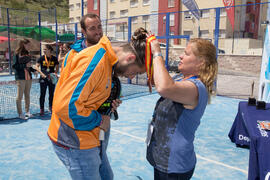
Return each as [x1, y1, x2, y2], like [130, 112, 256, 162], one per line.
[80, 13, 101, 31]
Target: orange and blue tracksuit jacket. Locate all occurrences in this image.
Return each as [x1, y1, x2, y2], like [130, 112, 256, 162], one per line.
[61, 38, 87, 71]
[48, 36, 118, 149]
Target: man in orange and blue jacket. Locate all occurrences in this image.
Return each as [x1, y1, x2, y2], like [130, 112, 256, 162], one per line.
[48, 15, 148, 179]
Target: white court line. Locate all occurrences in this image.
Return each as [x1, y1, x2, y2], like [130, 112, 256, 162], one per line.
[111, 129, 248, 175]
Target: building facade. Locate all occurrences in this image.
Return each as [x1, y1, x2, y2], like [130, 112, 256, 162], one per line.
[69, 0, 88, 23]
[158, 0, 181, 44]
[68, 0, 269, 55]
[181, 0, 268, 54]
[105, 0, 151, 40]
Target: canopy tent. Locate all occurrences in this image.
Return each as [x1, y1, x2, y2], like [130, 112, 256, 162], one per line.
[0, 26, 75, 42]
[58, 33, 75, 42]
[0, 33, 40, 51]
[0, 26, 56, 41]
[0, 36, 15, 43]
[30, 26, 56, 41]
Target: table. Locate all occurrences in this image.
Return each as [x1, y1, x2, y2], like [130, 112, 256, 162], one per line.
[229, 101, 270, 180]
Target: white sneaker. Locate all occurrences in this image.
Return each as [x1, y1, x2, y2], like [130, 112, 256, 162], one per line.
[25, 112, 32, 119]
[19, 114, 25, 120]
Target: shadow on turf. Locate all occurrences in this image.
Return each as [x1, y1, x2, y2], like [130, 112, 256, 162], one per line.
[0, 113, 51, 125]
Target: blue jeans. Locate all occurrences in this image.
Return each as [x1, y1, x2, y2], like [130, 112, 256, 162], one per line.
[52, 128, 113, 180]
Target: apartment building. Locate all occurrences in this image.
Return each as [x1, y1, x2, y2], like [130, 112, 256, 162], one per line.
[158, 0, 181, 45]
[68, 0, 269, 54]
[69, 0, 88, 23]
[181, 0, 268, 55]
[68, 0, 88, 35]
[104, 0, 152, 40]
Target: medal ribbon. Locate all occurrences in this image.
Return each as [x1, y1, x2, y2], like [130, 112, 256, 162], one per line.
[145, 35, 156, 93]
[44, 55, 50, 70]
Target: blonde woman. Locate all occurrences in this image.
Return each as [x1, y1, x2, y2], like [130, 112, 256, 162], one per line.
[147, 37, 218, 180]
[12, 39, 37, 119]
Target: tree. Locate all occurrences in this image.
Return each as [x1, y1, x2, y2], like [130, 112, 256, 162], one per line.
[10, 0, 27, 10]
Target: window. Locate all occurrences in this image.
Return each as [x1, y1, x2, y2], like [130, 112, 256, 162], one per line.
[110, 0, 115, 2]
[132, 17, 138, 24]
[143, 0, 150, 6]
[76, 16, 81, 22]
[120, 9, 128, 17]
[130, 0, 138, 7]
[218, 29, 226, 38]
[69, 4, 74, 11]
[69, 17, 74, 23]
[110, 11, 116, 19]
[84, 1, 87, 8]
[184, 31, 193, 36]
[142, 15, 149, 23]
[163, 16, 166, 23]
[200, 9, 210, 18]
[169, 31, 174, 44]
[94, 0, 97, 10]
[184, 11, 193, 20]
[200, 30, 209, 38]
[170, 14, 175, 26]
[67, 24, 73, 31]
[168, 0, 175, 8]
[76, 3, 80, 10]
[215, 8, 226, 17]
[220, 8, 226, 16]
[117, 24, 127, 32]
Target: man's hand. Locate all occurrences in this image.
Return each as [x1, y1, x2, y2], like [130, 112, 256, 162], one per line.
[111, 99, 122, 112]
[147, 32, 161, 55]
[100, 115, 110, 132]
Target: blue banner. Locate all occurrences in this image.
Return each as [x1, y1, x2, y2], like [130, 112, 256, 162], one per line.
[258, 25, 270, 102]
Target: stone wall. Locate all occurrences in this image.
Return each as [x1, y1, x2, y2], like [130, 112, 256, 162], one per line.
[162, 47, 262, 76]
[217, 55, 262, 76]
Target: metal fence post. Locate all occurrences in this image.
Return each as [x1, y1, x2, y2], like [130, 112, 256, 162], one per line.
[165, 12, 170, 70]
[214, 7, 221, 92]
[55, 8, 58, 57]
[214, 7, 220, 59]
[81, 0, 84, 17]
[128, 16, 132, 84]
[38, 11, 41, 57]
[6, 8, 12, 75]
[75, 23, 78, 41]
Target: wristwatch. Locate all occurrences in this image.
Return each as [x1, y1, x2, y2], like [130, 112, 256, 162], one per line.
[153, 52, 163, 59]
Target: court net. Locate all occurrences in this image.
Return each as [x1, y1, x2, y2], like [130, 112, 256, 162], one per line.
[0, 74, 155, 120]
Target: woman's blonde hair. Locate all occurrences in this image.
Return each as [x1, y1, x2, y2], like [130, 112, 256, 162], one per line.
[189, 38, 218, 103]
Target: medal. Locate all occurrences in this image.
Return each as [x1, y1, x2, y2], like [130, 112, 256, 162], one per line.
[45, 55, 51, 73]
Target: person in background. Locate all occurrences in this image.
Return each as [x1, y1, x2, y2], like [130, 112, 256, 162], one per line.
[5, 48, 10, 62]
[146, 37, 218, 180]
[12, 38, 37, 120]
[60, 13, 103, 72]
[36, 44, 59, 116]
[47, 27, 150, 180]
[57, 42, 71, 69]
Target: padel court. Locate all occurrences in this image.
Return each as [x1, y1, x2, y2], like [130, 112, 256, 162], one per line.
[0, 88, 249, 180]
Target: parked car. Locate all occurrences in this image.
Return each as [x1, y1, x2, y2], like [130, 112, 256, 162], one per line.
[218, 48, 225, 54]
[168, 60, 180, 73]
[160, 43, 166, 47]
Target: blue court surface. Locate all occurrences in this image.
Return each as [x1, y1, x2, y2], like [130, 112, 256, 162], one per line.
[0, 93, 249, 180]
